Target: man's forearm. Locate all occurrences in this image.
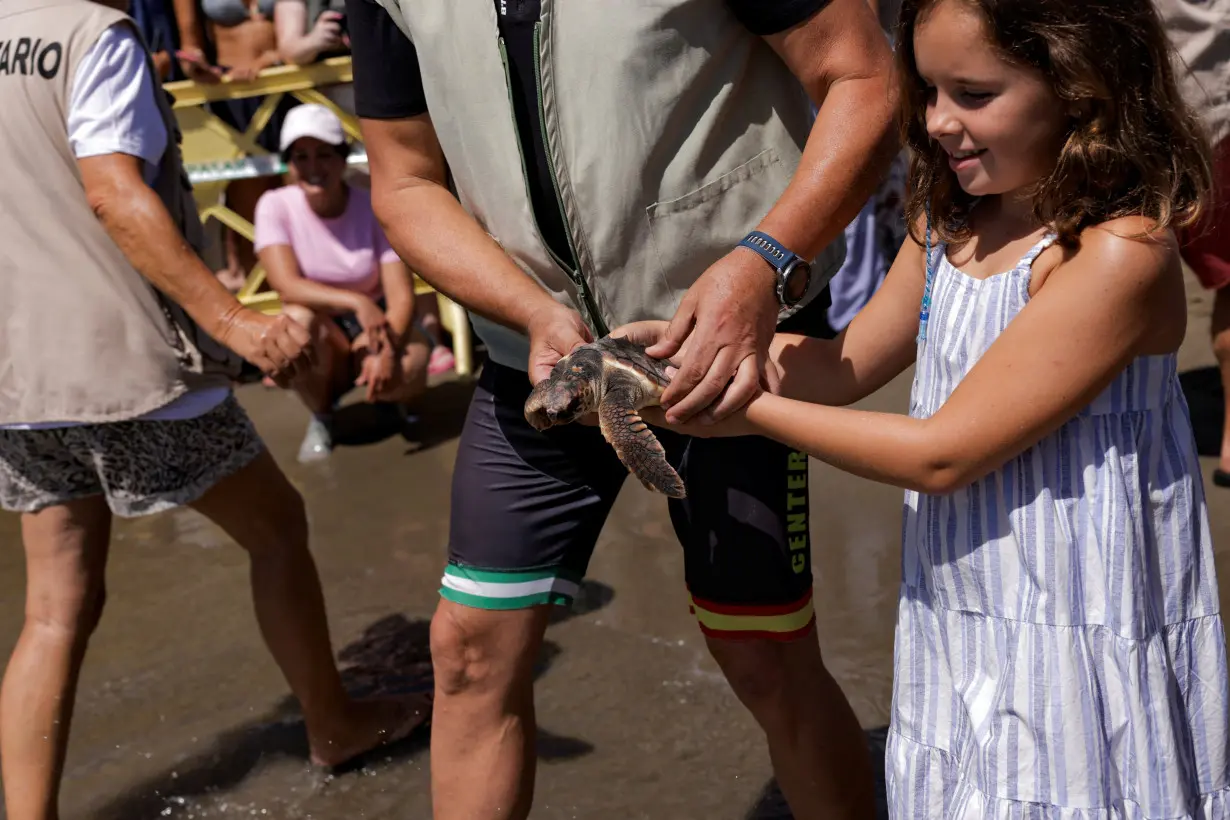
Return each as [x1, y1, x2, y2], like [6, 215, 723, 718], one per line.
[82, 158, 239, 340]
[758, 75, 897, 261]
[371, 177, 564, 335]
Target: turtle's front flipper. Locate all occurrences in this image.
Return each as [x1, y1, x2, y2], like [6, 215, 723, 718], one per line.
[597, 387, 685, 499]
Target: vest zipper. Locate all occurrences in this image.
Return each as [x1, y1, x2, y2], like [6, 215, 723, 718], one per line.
[497, 35, 606, 336]
[532, 22, 608, 336]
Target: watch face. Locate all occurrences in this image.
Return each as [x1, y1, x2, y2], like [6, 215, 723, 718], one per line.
[782, 260, 812, 305]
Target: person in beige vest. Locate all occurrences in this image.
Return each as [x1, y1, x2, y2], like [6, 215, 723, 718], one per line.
[346, 0, 897, 817]
[0, 2, 429, 816]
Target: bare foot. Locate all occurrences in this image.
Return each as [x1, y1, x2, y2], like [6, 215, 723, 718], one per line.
[308, 693, 432, 768]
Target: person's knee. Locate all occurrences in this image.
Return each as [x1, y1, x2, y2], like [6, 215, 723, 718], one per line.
[399, 343, 430, 395]
[708, 634, 826, 725]
[27, 577, 107, 640]
[711, 640, 791, 708]
[429, 604, 536, 700]
[231, 470, 310, 560]
[280, 303, 319, 331]
[281, 305, 337, 355]
[21, 502, 111, 640]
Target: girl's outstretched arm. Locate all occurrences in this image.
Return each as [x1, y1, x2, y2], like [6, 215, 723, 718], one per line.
[770, 221, 925, 406]
[655, 219, 1185, 494]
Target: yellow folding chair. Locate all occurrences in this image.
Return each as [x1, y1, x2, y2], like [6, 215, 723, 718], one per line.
[165, 58, 473, 376]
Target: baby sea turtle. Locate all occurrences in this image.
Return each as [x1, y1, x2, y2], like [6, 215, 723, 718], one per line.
[524, 336, 686, 498]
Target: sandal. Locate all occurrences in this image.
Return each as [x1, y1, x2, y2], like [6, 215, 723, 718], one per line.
[428, 345, 456, 376]
[1213, 469, 1230, 488]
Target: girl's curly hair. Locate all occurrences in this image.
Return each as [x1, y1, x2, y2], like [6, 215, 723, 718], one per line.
[896, 0, 1213, 248]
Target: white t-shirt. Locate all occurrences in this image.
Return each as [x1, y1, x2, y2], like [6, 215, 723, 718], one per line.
[3, 25, 228, 430]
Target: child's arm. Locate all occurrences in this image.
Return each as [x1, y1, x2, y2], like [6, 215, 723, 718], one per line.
[658, 219, 1184, 494]
[768, 222, 927, 407]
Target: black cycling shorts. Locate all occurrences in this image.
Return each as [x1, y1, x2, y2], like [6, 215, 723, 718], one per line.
[442, 361, 817, 642]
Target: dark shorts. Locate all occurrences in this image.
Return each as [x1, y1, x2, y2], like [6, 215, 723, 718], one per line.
[444, 360, 818, 641]
[332, 297, 387, 343]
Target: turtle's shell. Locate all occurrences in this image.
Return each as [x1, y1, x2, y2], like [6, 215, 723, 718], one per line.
[523, 335, 686, 498]
[590, 336, 671, 393]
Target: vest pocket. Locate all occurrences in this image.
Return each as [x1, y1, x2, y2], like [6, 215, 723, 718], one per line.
[645, 148, 788, 299]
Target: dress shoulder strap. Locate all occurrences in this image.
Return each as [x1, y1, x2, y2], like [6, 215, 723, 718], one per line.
[1019, 233, 1059, 269]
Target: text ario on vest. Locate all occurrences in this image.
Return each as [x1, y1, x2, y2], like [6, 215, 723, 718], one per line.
[0, 38, 63, 79]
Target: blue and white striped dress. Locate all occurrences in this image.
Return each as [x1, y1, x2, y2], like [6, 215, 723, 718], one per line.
[888, 235, 1230, 818]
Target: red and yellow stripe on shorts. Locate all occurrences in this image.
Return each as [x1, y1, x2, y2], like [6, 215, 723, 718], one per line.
[688, 587, 816, 641]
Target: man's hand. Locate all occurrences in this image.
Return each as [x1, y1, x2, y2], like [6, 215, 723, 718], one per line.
[216, 307, 313, 384]
[647, 248, 780, 423]
[527, 304, 593, 385]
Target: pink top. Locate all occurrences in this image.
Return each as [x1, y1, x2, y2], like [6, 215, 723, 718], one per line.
[253, 185, 399, 300]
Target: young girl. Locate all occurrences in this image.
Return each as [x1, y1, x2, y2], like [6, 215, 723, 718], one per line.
[636, 0, 1230, 815]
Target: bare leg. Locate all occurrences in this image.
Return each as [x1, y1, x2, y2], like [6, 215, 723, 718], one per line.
[430, 601, 551, 820]
[1212, 287, 1230, 475]
[1, 497, 112, 820]
[189, 450, 428, 766]
[707, 627, 876, 820]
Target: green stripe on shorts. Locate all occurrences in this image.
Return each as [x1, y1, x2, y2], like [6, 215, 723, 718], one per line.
[439, 564, 581, 610]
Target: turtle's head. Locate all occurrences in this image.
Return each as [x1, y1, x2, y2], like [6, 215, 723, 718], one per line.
[524, 349, 602, 431]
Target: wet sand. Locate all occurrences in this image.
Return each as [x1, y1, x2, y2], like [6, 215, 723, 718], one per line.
[1, 268, 1227, 819]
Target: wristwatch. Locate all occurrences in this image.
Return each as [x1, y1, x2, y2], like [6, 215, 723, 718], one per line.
[737, 231, 812, 308]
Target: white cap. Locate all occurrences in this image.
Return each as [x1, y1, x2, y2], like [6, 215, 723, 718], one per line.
[278, 104, 347, 152]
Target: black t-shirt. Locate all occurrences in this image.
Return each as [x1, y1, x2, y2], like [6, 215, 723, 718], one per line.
[346, 0, 830, 271]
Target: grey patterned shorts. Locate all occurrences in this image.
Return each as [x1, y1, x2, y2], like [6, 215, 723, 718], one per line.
[0, 395, 264, 518]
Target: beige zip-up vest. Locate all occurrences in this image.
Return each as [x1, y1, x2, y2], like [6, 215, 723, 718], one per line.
[374, 0, 846, 370]
[0, 0, 241, 425]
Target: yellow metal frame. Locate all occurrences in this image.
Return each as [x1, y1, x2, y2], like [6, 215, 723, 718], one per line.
[165, 58, 473, 376]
